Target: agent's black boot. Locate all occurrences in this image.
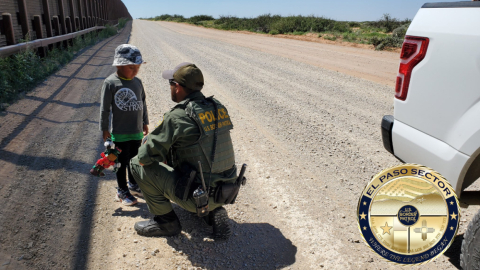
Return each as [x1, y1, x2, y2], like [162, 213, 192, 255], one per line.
[134, 210, 182, 237]
[209, 207, 231, 240]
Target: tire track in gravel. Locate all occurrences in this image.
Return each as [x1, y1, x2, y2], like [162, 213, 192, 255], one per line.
[126, 19, 461, 269]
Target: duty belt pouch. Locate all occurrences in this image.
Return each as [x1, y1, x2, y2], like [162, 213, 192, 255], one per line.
[214, 183, 240, 204]
[174, 163, 197, 201]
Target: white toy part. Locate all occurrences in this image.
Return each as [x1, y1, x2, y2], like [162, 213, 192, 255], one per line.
[105, 162, 121, 171]
[104, 140, 115, 149]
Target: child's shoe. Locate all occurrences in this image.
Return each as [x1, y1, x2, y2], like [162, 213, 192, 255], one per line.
[115, 188, 138, 206]
[128, 183, 143, 198]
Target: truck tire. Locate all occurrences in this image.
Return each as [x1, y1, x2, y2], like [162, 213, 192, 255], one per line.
[461, 209, 480, 269]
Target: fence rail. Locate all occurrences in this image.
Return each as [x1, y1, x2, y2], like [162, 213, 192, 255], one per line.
[0, 0, 130, 55]
[0, 25, 104, 57]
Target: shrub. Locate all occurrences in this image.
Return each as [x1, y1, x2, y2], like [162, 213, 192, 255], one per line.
[169, 14, 186, 22]
[118, 17, 129, 29]
[324, 35, 337, 41]
[348, 21, 361, 28]
[370, 35, 403, 50]
[367, 14, 411, 33]
[269, 29, 280, 35]
[342, 32, 357, 42]
[330, 21, 351, 33]
[153, 14, 173, 21]
[392, 23, 409, 38]
[188, 15, 214, 25]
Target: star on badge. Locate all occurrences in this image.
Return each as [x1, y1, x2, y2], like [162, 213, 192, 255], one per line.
[450, 201, 454, 205]
[451, 212, 457, 220]
[450, 226, 454, 230]
[380, 222, 393, 235]
[360, 212, 367, 220]
[363, 226, 367, 231]
[363, 201, 367, 206]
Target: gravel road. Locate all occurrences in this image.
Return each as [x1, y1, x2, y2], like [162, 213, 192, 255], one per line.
[0, 19, 475, 269]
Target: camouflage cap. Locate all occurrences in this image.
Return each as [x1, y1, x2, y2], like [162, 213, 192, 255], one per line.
[162, 62, 204, 91]
[112, 44, 144, 66]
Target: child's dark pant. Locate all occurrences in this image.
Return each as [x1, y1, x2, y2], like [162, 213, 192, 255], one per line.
[114, 140, 142, 191]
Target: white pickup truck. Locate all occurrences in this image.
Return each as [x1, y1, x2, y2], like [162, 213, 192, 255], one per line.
[380, 1, 480, 268]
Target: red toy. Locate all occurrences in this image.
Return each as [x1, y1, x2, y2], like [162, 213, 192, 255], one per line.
[90, 138, 122, 177]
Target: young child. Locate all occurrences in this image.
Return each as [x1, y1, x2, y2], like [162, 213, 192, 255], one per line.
[99, 44, 149, 206]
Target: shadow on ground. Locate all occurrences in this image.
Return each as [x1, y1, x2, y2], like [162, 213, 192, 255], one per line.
[155, 205, 298, 270]
[443, 233, 463, 269]
[459, 191, 480, 206]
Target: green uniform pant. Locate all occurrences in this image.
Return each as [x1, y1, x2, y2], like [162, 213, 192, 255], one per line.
[129, 156, 223, 216]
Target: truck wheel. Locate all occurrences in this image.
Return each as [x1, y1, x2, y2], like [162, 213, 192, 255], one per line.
[461, 209, 480, 269]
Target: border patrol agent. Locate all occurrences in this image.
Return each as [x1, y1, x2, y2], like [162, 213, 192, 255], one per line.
[130, 63, 238, 239]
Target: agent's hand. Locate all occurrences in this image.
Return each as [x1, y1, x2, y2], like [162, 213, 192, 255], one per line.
[102, 130, 111, 142]
[143, 124, 149, 136]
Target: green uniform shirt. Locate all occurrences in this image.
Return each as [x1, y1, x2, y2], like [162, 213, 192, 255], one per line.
[137, 91, 203, 166]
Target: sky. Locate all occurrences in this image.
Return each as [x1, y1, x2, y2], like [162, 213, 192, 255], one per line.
[122, 0, 455, 21]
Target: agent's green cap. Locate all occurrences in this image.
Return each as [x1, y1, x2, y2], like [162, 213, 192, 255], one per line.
[162, 62, 204, 91]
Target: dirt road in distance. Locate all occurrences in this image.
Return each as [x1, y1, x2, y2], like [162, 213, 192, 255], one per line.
[155, 21, 400, 87]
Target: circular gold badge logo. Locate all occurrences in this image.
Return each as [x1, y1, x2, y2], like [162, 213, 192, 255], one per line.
[357, 164, 460, 265]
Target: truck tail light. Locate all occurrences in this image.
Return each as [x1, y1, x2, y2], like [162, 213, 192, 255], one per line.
[395, 36, 429, 101]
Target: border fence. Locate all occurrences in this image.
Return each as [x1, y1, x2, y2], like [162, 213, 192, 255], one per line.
[0, 0, 131, 56]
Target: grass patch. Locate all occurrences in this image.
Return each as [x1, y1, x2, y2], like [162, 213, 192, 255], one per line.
[324, 35, 337, 41]
[0, 25, 119, 109]
[269, 29, 280, 35]
[141, 13, 411, 51]
[292, 31, 305, 35]
[118, 18, 130, 29]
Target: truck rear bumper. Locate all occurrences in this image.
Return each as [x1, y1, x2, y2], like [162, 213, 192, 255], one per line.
[382, 116, 469, 194]
[381, 115, 395, 155]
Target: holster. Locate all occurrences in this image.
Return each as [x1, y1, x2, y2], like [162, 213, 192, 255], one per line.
[214, 182, 241, 204]
[174, 163, 197, 201]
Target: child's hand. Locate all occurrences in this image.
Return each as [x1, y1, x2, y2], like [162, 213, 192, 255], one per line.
[143, 125, 149, 136]
[102, 131, 111, 141]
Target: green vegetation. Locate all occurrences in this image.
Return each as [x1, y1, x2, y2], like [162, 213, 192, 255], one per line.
[142, 13, 410, 50]
[0, 24, 119, 109]
[118, 17, 129, 29]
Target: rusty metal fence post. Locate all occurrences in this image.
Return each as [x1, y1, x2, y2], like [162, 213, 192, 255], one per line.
[42, 0, 53, 38]
[2, 13, 16, 45]
[52, 16, 61, 49]
[75, 17, 80, 31]
[33, 15, 46, 57]
[68, 0, 77, 32]
[17, 0, 31, 40]
[57, 0, 67, 35]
